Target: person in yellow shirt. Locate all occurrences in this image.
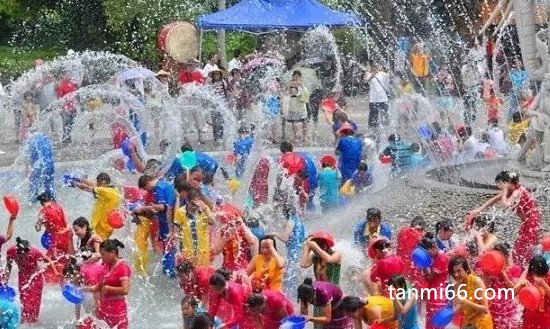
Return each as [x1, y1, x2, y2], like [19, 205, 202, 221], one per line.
[335, 295, 398, 329]
[247, 235, 285, 292]
[507, 112, 530, 146]
[174, 190, 213, 267]
[448, 256, 493, 329]
[74, 173, 122, 240]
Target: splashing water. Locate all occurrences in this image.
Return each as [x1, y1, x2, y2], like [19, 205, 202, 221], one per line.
[300, 26, 343, 90]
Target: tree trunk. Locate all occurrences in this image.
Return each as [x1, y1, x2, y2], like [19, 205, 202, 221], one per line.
[217, 0, 227, 66]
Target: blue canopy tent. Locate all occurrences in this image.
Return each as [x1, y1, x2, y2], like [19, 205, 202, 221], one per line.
[197, 0, 363, 32]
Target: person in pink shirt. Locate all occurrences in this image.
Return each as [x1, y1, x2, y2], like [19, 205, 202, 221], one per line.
[481, 243, 520, 329]
[5, 237, 58, 324]
[419, 233, 450, 329]
[396, 216, 427, 291]
[208, 272, 254, 329]
[82, 239, 131, 329]
[246, 289, 294, 329]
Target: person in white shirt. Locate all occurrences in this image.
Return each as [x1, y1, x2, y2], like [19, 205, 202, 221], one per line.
[486, 119, 507, 155]
[463, 127, 484, 160]
[364, 61, 390, 130]
[203, 53, 220, 77]
[227, 49, 243, 72]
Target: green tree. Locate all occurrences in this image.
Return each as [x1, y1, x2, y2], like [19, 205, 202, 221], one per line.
[59, 0, 111, 51]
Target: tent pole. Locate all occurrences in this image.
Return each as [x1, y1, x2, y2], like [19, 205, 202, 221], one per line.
[199, 30, 204, 62]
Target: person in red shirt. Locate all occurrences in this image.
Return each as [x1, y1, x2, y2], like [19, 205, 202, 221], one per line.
[367, 237, 404, 296]
[175, 259, 214, 303]
[208, 272, 255, 329]
[246, 289, 294, 329]
[419, 233, 450, 329]
[249, 157, 270, 208]
[82, 239, 132, 329]
[278, 141, 306, 177]
[178, 59, 205, 87]
[485, 89, 503, 122]
[5, 237, 58, 324]
[56, 71, 78, 144]
[396, 216, 427, 291]
[35, 192, 72, 283]
[515, 255, 550, 329]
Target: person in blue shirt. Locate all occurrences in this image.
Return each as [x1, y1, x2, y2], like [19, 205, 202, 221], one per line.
[410, 142, 429, 171]
[349, 162, 374, 193]
[388, 275, 421, 329]
[233, 125, 255, 179]
[25, 133, 55, 203]
[335, 124, 363, 182]
[435, 219, 456, 252]
[380, 134, 413, 172]
[317, 159, 340, 213]
[509, 59, 528, 115]
[332, 112, 358, 141]
[165, 144, 218, 181]
[353, 207, 392, 249]
[136, 174, 177, 277]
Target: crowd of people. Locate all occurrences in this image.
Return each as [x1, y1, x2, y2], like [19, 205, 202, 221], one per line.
[0, 28, 547, 329]
[0, 121, 548, 329]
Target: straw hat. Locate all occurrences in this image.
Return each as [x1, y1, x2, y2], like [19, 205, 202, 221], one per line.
[155, 70, 170, 77]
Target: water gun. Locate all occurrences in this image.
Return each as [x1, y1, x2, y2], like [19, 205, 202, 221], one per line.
[128, 201, 144, 225]
[128, 201, 143, 213]
[62, 174, 81, 188]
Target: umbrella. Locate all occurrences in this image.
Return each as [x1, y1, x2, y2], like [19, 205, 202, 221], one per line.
[116, 67, 156, 82]
[241, 57, 283, 72]
[282, 66, 320, 92]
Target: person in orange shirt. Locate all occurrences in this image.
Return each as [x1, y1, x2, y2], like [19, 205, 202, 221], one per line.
[410, 43, 431, 90]
[246, 235, 285, 292]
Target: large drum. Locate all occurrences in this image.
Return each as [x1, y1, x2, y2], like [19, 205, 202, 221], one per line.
[157, 21, 199, 63]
